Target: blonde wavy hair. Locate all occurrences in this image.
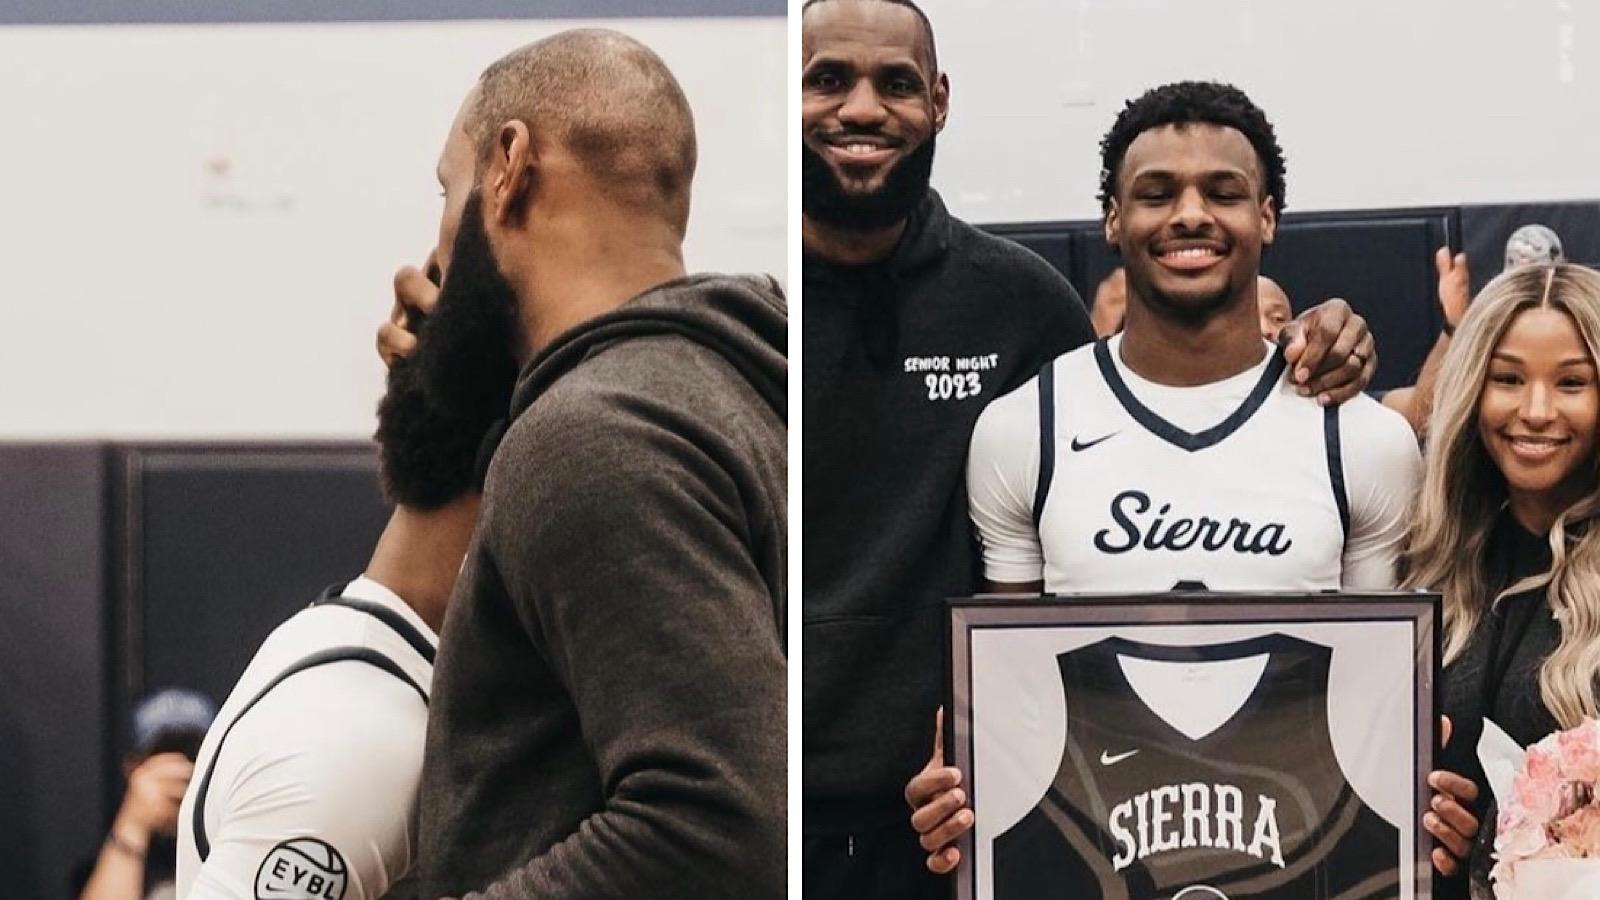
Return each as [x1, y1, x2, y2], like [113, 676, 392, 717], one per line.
[1403, 263, 1600, 728]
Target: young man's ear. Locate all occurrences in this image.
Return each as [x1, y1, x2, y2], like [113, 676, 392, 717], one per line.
[488, 120, 537, 226]
[1104, 198, 1122, 247]
[1260, 195, 1277, 246]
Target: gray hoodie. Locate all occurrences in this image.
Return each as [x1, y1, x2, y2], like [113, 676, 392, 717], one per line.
[416, 274, 787, 900]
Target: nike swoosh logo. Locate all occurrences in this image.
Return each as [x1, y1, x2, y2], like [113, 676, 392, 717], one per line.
[1100, 748, 1139, 766]
[1071, 432, 1119, 452]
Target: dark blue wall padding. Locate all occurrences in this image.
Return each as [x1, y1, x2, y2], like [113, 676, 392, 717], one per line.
[1261, 209, 1453, 389]
[0, 445, 109, 900]
[0, 441, 391, 899]
[119, 446, 391, 729]
[1461, 200, 1600, 296]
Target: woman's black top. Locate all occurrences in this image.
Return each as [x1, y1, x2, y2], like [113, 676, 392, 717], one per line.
[1437, 511, 1564, 899]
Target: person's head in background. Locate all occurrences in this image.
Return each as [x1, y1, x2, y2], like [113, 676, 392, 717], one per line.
[1505, 224, 1567, 272]
[800, 0, 948, 243]
[1257, 275, 1292, 342]
[118, 688, 216, 840]
[426, 29, 696, 380]
[128, 688, 214, 770]
[1406, 263, 1600, 726]
[1090, 267, 1127, 338]
[1099, 80, 1285, 331]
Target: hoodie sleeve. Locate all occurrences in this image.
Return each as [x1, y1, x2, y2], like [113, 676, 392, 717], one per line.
[466, 376, 787, 900]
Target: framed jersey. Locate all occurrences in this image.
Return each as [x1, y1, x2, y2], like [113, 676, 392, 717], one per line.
[948, 592, 1440, 900]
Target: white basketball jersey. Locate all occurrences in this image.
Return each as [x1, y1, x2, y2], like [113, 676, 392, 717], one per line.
[972, 335, 1369, 594]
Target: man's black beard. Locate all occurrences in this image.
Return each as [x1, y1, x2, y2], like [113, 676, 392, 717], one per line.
[375, 192, 520, 509]
[801, 134, 936, 232]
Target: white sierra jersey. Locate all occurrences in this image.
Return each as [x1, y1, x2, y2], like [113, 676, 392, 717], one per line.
[968, 335, 1421, 593]
[175, 576, 436, 900]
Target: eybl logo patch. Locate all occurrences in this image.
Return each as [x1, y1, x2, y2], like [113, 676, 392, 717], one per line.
[254, 837, 348, 900]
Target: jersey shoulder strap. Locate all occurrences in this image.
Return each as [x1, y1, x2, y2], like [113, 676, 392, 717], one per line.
[191, 585, 432, 862]
[311, 582, 436, 665]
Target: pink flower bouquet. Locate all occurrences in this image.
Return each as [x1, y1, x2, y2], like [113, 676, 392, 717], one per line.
[1492, 718, 1600, 899]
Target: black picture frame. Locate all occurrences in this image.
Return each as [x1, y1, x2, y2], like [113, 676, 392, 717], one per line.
[948, 591, 1440, 900]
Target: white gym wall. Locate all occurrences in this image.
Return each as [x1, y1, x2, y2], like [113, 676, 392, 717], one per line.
[0, 14, 784, 438]
[918, 0, 1597, 224]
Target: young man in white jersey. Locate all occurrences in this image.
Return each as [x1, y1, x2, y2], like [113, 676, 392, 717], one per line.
[174, 245, 513, 898]
[906, 80, 1422, 874]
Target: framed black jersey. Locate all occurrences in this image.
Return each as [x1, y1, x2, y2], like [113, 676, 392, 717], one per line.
[948, 593, 1439, 900]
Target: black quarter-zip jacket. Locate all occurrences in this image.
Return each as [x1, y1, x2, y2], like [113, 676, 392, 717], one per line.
[803, 190, 1093, 829]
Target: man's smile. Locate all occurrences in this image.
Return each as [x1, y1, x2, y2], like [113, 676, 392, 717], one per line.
[1153, 240, 1229, 273]
[817, 131, 903, 168]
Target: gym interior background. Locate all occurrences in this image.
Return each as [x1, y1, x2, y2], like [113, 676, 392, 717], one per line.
[2, 0, 1598, 896]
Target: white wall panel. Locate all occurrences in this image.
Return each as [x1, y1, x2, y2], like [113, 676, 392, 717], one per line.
[0, 17, 784, 437]
[919, 0, 1598, 223]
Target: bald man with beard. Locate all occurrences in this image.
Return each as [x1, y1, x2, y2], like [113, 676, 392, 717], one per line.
[381, 31, 787, 900]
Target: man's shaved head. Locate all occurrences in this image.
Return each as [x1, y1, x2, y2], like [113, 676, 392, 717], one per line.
[802, 0, 938, 72]
[469, 29, 697, 232]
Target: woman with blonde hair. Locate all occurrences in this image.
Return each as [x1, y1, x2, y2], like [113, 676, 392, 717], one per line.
[1407, 263, 1600, 896]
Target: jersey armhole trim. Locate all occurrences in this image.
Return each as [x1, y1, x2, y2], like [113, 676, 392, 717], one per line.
[1324, 404, 1351, 540]
[190, 645, 427, 862]
[1032, 358, 1056, 528]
